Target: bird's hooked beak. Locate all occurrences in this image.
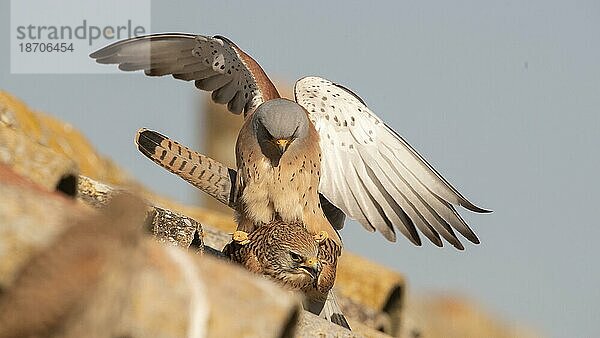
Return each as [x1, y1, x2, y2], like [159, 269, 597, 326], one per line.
[274, 138, 291, 155]
[299, 256, 320, 279]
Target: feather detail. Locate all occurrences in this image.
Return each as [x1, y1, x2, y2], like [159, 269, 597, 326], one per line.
[135, 129, 236, 207]
[295, 76, 490, 248]
[90, 33, 279, 115]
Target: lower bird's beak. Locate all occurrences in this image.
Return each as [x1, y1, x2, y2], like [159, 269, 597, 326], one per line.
[300, 257, 320, 279]
[275, 138, 290, 155]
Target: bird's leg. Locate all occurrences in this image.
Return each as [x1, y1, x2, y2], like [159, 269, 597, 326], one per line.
[313, 231, 329, 243]
[232, 230, 250, 245]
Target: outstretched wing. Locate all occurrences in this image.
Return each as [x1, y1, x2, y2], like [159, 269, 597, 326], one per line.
[90, 33, 279, 115]
[294, 76, 490, 249]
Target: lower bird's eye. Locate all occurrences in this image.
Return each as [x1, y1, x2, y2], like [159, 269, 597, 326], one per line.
[289, 251, 302, 262]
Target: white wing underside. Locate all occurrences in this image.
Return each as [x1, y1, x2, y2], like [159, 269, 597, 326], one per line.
[295, 77, 489, 249]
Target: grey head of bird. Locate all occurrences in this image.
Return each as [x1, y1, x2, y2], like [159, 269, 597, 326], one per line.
[260, 221, 321, 290]
[252, 98, 310, 165]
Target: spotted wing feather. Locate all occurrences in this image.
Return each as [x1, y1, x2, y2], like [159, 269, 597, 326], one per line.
[294, 76, 491, 249]
[90, 33, 279, 115]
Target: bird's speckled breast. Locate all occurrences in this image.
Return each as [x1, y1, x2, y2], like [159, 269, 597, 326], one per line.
[235, 121, 336, 240]
[239, 139, 320, 221]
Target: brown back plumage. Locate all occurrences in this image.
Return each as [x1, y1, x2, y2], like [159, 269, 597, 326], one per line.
[224, 221, 319, 291]
[223, 221, 339, 294]
[223, 220, 349, 330]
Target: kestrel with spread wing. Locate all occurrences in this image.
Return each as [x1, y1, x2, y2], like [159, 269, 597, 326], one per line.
[92, 33, 490, 250]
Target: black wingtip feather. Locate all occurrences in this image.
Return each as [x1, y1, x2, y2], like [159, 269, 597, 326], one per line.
[453, 241, 466, 250]
[464, 234, 480, 245]
[465, 204, 493, 214]
[90, 32, 199, 60]
[88, 50, 102, 59]
[412, 235, 423, 246]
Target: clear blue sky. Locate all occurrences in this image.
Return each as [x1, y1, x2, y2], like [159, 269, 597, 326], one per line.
[2, 1, 599, 337]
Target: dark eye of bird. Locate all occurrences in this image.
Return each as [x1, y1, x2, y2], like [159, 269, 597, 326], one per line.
[289, 251, 302, 262]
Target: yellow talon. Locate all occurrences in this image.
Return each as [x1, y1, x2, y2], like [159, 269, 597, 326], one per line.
[232, 231, 250, 245]
[314, 231, 328, 243]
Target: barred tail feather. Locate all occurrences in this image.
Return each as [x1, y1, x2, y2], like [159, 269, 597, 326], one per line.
[135, 128, 236, 206]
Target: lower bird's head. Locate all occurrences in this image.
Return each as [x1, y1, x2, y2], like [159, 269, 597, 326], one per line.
[252, 98, 310, 165]
[262, 221, 321, 289]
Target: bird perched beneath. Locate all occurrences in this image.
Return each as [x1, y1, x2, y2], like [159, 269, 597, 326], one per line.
[222, 220, 348, 329]
[92, 33, 490, 250]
